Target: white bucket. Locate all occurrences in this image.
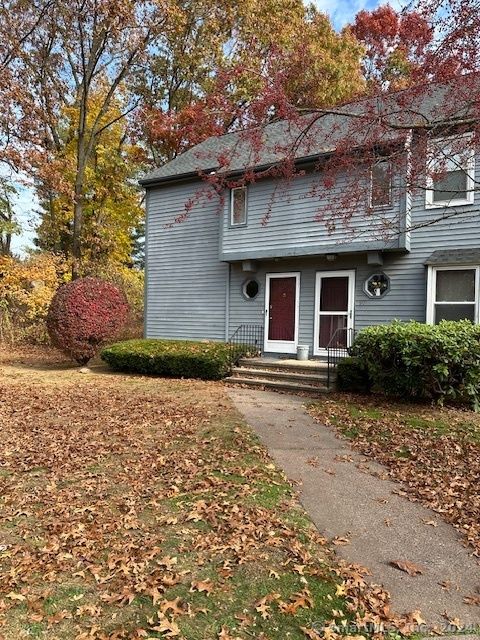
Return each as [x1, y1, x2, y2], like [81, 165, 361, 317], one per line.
[297, 345, 309, 361]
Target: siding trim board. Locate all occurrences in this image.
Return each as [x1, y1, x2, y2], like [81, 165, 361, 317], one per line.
[143, 188, 150, 338]
[221, 241, 404, 262]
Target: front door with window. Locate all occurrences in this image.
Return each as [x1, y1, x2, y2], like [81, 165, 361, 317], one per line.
[264, 273, 300, 353]
[314, 270, 355, 356]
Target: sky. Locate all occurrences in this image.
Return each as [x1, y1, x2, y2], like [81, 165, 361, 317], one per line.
[310, 0, 384, 28]
[10, 185, 38, 256]
[10, 0, 388, 257]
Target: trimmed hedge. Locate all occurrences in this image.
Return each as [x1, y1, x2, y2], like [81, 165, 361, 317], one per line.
[350, 320, 480, 408]
[101, 339, 252, 381]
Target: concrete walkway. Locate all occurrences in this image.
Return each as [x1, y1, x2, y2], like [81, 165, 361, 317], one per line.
[228, 388, 480, 629]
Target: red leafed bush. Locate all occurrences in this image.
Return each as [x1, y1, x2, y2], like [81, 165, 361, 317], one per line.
[47, 277, 129, 365]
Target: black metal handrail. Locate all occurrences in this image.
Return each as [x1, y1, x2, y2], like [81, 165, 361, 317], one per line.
[326, 327, 356, 388]
[228, 323, 264, 369]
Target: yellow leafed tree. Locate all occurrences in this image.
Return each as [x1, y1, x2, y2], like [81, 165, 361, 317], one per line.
[36, 90, 144, 269]
[0, 253, 69, 343]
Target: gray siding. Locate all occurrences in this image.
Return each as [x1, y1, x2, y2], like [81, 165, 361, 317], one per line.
[225, 159, 480, 348]
[145, 153, 480, 352]
[145, 182, 227, 340]
[228, 254, 416, 345]
[221, 169, 405, 261]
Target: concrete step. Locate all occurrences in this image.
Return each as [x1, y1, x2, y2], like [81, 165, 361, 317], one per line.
[237, 358, 329, 375]
[225, 376, 331, 394]
[231, 367, 331, 384]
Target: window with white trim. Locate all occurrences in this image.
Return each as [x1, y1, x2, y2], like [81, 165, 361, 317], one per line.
[370, 160, 392, 208]
[425, 134, 475, 208]
[426, 266, 479, 324]
[230, 186, 247, 226]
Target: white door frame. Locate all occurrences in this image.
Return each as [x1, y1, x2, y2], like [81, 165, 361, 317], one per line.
[264, 272, 300, 354]
[313, 270, 355, 356]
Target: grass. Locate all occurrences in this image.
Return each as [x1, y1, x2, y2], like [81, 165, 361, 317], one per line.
[0, 349, 383, 640]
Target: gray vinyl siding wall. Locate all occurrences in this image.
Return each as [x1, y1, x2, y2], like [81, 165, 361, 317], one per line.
[228, 253, 413, 344]
[221, 168, 406, 261]
[145, 182, 227, 340]
[145, 152, 480, 349]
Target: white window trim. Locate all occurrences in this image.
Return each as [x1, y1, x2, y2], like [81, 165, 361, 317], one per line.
[425, 133, 475, 209]
[369, 159, 393, 209]
[230, 186, 247, 226]
[426, 264, 480, 324]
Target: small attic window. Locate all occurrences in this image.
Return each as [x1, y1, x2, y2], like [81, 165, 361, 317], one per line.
[230, 187, 247, 226]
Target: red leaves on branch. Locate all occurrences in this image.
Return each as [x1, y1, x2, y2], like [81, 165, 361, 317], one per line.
[351, 5, 433, 90]
[46, 277, 129, 365]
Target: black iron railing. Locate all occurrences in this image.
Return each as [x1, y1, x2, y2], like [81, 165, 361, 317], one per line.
[228, 323, 264, 368]
[326, 327, 356, 388]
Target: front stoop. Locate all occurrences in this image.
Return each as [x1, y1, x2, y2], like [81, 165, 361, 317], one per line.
[225, 357, 335, 394]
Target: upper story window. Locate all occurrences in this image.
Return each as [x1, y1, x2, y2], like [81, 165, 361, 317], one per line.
[230, 186, 247, 226]
[426, 133, 475, 208]
[370, 160, 392, 208]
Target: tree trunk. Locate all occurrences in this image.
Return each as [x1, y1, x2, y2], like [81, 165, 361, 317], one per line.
[0, 234, 11, 256]
[72, 124, 86, 279]
[72, 192, 83, 279]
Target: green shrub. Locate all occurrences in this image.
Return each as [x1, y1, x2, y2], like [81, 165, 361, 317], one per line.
[351, 320, 480, 409]
[336, 356, 371, 393]
[101, 339, 252, 380]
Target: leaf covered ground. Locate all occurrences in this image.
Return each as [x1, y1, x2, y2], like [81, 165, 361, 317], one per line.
[308, 395, 480, 558]
[0, 350, 406, 640]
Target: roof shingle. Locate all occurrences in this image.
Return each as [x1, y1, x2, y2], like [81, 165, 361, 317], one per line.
[141, 76, 478, 187]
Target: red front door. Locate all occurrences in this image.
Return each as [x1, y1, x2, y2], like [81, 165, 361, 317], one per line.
[268, 276, 297, 342]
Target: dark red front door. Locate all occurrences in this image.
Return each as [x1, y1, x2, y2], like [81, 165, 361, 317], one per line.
[268, 277, 296, 341]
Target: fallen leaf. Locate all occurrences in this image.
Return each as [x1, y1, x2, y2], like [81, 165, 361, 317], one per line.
[390, 560, 425, 576]
[5, 592, 26, 601]
[332, 536, 350, 546]
[190, 580, 213, 595]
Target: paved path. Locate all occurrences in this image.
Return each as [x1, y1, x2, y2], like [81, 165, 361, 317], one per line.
[228, 388, 480, 628]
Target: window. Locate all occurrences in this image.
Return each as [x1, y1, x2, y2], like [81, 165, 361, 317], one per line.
[230, 187, 247, 226]
[364, 272, 390, 298]
[242, 279, 259, 299]
[426, 266, 479, 324]
[426, 134, 475, 208]
[370, 160, 392, 208]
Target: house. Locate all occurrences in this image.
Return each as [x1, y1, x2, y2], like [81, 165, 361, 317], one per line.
[140, 78, 480, 359]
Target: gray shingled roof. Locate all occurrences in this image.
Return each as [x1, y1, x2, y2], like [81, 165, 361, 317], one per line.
[141, 77, 477, 187]
[425, 249, 480, 265]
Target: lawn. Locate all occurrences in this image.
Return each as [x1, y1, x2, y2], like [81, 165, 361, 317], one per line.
[0, 348, 398, 640]
[308, 394, 480, 558]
